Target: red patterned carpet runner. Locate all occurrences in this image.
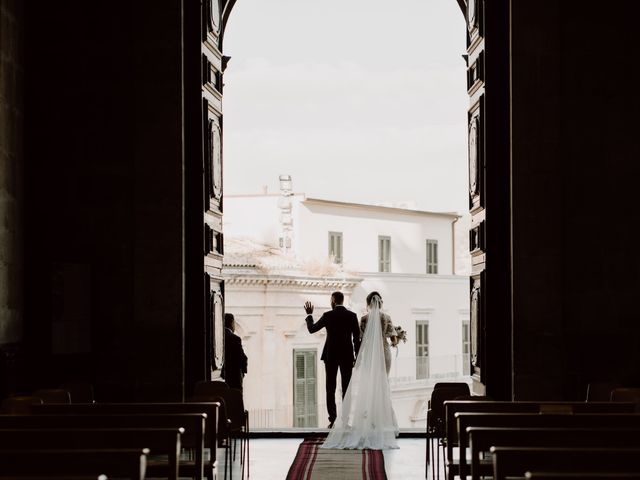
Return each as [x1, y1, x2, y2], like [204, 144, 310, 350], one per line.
[286, 437, 388, 480]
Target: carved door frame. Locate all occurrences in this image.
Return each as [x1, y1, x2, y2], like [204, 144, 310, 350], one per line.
[463, 0, 512, 399]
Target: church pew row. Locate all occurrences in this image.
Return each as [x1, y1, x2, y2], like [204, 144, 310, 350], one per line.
[0, 447, 149, 480]
[455, 413, 640, 480]
[467, 427, 640, 480]
[525, 473, 640, 479]
[0, 428, 182, 480]
[0, 413, 208, 480]
[444, 401, 636, 460]
[31, 402, 225, 480]
[442, 401, 637, 480]
[491, 447, 640, 480]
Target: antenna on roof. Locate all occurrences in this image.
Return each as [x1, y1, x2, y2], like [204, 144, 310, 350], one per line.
[278, 175, 294, 255]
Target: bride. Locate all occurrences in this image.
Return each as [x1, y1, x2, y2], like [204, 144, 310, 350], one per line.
[320, 291, 400, 450]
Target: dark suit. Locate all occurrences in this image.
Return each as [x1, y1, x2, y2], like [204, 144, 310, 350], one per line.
[222, 328, 248, 390]
[306, 305, 361, 423]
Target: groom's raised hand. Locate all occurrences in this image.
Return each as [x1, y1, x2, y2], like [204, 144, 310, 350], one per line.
[304, 301, 314, 315]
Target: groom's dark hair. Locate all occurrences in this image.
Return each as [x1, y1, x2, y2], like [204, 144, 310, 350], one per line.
[224, 313, 235, 330]
[331, 291, 344, 305]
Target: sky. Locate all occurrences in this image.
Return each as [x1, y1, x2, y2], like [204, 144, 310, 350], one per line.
[222, 0, 469, 214]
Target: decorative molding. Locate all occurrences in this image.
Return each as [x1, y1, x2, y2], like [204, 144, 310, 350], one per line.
[285, 323, 325, 339]
[204, 83, 222, 103]
[212, 291, 224, 371]
[357, 272, 466, 282]
[411, 307, 435, 315]
[223, 275, 362, 289]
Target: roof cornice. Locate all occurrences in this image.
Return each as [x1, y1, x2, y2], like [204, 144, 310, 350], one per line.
[223, 273, 362, 288]
[302, 197, 460, 219]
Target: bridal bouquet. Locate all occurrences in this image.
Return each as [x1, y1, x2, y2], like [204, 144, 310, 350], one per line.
[393, 325, 408, 345]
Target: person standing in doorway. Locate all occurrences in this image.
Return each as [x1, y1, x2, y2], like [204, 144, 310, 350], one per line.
[304, 291, 361, 428]
[222, 313, 248, 391]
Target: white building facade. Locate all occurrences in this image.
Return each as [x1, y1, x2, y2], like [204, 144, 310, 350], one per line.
[222, 188, 470, 429]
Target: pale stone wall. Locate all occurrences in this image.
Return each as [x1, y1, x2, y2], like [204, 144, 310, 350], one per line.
[223, 193, 471, 428]
[223, 193, 306, 247]
[224, 278, 358, 428]
[224, 273, 470, 429]
[296, 200, 457, 275]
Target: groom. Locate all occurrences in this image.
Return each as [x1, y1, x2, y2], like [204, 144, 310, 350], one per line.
[304, 291, 361, 428]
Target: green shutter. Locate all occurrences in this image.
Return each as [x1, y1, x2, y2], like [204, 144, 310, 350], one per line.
[416, 321, 429, 379]
[433, 241, 438, 274]
[329, 232, 343, 264]
[426, 239, 438, 274]
[379, 236, 391, 272]
[293, 349, 318, 427]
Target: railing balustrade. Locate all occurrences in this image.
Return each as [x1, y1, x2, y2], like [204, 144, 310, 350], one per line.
[246, 354, 472, 429]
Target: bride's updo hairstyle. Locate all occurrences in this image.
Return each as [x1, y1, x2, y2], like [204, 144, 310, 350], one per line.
[366, 291, 383, 309]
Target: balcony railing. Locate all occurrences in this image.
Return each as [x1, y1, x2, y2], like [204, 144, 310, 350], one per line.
[246, 354, 471, 429]
[388, 353, 470, 386]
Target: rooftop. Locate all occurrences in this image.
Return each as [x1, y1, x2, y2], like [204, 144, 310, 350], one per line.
[303, 197, 461, 219]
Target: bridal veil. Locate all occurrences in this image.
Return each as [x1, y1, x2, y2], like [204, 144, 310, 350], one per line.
[320, 294, 399, 450]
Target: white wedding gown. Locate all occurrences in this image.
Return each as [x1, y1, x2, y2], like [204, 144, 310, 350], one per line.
[320, 296, 399, 450]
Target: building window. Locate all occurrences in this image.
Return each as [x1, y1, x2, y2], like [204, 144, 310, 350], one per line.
[279, 236, 291, 249]
[293, 349, 317, 428]
[462, 320, 470, 375]
[328, 231, 343, 264]
[378, 236, 391, 272]
[416, 320, 429, 379]
[426, 239, 438, 274]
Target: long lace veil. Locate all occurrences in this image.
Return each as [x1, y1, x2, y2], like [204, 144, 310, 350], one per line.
[320, 295, 399, 450]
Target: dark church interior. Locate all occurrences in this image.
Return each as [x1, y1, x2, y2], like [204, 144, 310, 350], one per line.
[2, 0, 640, 478]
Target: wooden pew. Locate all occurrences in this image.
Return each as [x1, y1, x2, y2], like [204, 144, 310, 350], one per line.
[526, 473, 640, 479]
[491, 446, 640, 480]
[0, 428, 182, 480]
[0, 447, 149, 479]
[0, 413, 207, 480]
[32, 402, 223, 480]
[445, 401, 635, 462]
[444, 403, 636, 480]
[468, 427, 640, 480]
[455, 412, 640, 480]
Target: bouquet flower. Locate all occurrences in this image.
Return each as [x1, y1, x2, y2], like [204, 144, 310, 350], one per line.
[393, 325, 408, 345]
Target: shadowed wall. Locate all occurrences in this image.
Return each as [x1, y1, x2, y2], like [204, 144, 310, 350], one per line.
[510, 0, 640, 399]
[1, 0, 639, 403]
[0, 0, 23, 398]
[19, 0, 188, 401]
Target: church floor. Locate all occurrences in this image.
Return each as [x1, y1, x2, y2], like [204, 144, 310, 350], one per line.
[220, 437, 433, 480]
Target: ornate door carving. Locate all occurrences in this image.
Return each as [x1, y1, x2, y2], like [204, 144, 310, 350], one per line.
[464, 0, 512, 398]
[202, 0, 228, 379]
[467, 0, 486, 384]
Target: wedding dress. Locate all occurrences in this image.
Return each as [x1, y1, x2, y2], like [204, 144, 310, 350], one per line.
[320, 295, 399, 450]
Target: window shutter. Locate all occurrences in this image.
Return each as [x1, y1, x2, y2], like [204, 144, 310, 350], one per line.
[433, 241, 438, 273]
[328, 232, 343, 264]
[379, 236, 391, 272]
[293, 349, 318, 427]
[304, 352, 317, 426]
[426, 239, 438, 274]
[416, 321, 429, 379]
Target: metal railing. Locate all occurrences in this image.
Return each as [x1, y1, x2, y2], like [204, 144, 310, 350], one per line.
[388, 353, 470, 386]
[246, 354, 471, 429]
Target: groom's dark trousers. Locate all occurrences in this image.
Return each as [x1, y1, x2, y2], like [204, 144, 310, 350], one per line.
[306, 305, 361, 424]
[324, 360, 353, 423]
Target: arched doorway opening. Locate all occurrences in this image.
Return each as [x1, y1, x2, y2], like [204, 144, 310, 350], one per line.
[217, 0, 473, 431]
